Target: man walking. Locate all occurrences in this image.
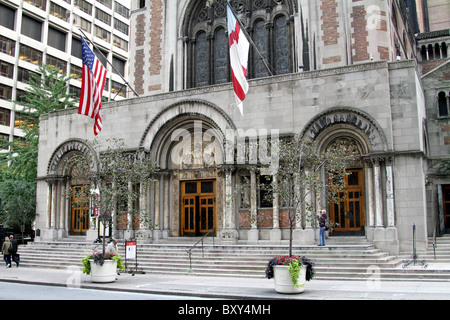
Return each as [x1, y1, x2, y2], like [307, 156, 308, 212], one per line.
[9, 235, 19, 267]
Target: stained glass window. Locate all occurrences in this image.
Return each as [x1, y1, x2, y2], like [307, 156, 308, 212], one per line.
[214, 28, 228, 84]
[187, 0, 294, 89]
[195, 32, 209, 87]
[253, 19, 269, 78]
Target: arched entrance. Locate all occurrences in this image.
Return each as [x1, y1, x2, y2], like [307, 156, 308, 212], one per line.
[325, 137, 366, 235]
[140, 100, 235, 238]
[302, 107, 389, 237]
[180, 179, 216, 236]
[329, 168, 365, 235]
[46, 139, 99, 239]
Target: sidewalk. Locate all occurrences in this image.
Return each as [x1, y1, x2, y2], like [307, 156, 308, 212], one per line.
[0, 264, 449, 300]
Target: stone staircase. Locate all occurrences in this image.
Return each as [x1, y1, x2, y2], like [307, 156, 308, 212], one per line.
[14, 234, 450, 281]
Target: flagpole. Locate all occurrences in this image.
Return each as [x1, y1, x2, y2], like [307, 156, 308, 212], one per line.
[78, 28, 140, 98]
[227, 2, 274, 77]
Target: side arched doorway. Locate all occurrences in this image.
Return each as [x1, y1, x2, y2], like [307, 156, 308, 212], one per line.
[303, 108, 390, 237]
[45, 139, 99, 239]
[325, 138, 366, 235]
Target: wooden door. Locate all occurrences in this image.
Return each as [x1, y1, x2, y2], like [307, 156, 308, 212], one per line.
[71, 185, 90, 235]
[180, 180, 216, 236]
[443, 185, 450, 233]
[330, 169, 365, 235]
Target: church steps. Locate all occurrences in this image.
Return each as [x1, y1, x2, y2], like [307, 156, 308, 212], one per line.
[15, 235, 450, 281]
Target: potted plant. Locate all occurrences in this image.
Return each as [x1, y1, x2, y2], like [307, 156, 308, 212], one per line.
[260, 136, 349, 293]
[67, 138, 157, 283]
[265, 255, 315, 294]
[81, 252, 125, 283]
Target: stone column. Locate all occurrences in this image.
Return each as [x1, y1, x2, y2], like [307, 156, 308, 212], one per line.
[248, 168, 258, 241]
[153, 177, 161, 241]
[51, 181, 58, 230]
[365, 161, 375, 241]
[221, 166, 238, 242]
[44, 178, 58, 240]
[46, 180, 53, 229]
[136, 181, 152, 241]
[373, 158, 384, 227]
[58, 178, 68, 239]
[385, 158, 395, 227]
[162, 173, 170, 238]
[270, 174, 281, 241]
[124, 180, 134, 239]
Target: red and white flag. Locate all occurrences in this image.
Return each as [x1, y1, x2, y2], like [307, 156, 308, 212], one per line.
[78, 37, 108, 135]
[227, 4, 250, 115]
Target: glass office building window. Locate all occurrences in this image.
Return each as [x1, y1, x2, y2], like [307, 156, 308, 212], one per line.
[19, 44, 43, 65]
[96, 8, 111, 25]
[73, 14, 92, 33]
[0, 84, 12, 100]
[114, 2, 129, 19]
[0, 4, 15, 30]
[0, 61, 14, 79]
[24, 0, 46, 11]
[94, 26, 110, 43]
[113, 36, 128, 51]
[21, 15, 42, 41]
[0, 36, 15, 56]
[0, 108, 11, 126]
[48, 27, 67, 52]
[47, 55, 67, 73]
[50, 2, 70, 22]
[74, 0, 92, 15]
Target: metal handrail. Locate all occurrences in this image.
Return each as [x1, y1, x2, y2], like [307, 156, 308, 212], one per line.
[432, 223, 437, 260]
[186, 228, 216, 271]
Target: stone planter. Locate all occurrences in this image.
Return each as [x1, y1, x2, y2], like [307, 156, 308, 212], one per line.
[89, 259, 117, 283]
[273, 265, 307, 294]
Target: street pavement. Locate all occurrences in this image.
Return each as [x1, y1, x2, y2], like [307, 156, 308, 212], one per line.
[0, 263, 449, 301]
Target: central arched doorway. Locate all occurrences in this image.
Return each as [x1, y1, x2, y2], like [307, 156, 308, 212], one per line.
[141, 100, 235, 238]
[180, 179, 216, 236]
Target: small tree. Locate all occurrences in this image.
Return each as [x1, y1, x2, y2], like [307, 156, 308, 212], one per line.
[0, 65, 75, 231]
[68, 138, 158, 256]
[265, 135, 351, 256]
[0, 65, 76, 180]
[0, 178, 36, 242]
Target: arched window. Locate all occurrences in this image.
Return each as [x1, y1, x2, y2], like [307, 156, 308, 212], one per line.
[420, 45, 427, 61]
[274, 15, 290, 75]
[435, 43, 441, 59]
[252, 19, 269, 78]
[214, 27, 229, 84]
[195, 31, 209, 87]
[184, 0, 295, 89]
[442, 42, 448, 59]
[438, 91, 449, 117]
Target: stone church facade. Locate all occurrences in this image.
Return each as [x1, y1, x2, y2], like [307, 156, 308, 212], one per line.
[34, 0, 450, 257]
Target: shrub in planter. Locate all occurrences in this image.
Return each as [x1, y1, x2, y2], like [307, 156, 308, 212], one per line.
[265, 255, 315, 291]
[81, 252, 125, 275]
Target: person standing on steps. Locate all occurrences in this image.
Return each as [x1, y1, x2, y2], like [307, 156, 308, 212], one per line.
[9, 235, 19, 267]
[106, 238, 118, 254]
[317, 210, 327, 247]
[1, 237, 11, 267]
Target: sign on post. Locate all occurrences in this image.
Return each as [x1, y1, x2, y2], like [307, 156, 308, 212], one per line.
[124, 239, 144, 275]
[126, 240, 136, 259]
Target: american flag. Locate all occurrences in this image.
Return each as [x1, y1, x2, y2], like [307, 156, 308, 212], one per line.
[78, 37, 108, 135]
